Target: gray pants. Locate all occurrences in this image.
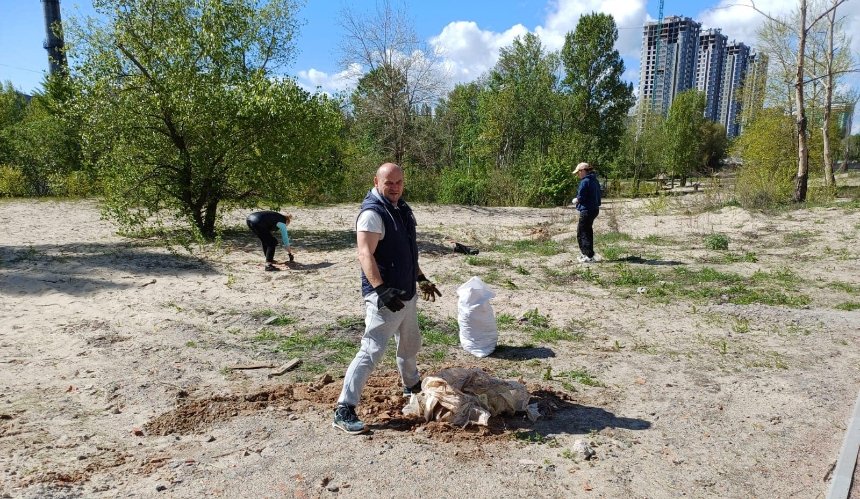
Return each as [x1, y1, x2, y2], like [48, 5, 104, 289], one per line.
[337, 293, 421, 407]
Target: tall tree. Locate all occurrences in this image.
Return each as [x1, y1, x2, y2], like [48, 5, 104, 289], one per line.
[748, 0, 848, 202]
[559, 12, 634, 167]
[663, 90, 706, 186]
[482, 32, 559, 166]
[338, 0, 446, 165]
[69, 0, 343, 238]
[819, 0, 854, 187]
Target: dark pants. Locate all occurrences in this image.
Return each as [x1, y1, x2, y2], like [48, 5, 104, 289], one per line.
[577, 209, 599, 258]
[247, 219, 277, 263]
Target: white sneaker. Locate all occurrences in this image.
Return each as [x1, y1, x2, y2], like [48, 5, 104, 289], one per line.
[591, 254, 602, 262]
[577, 254, 594, 263]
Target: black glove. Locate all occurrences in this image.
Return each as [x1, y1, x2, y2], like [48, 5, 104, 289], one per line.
[375, 285, 406, 312]
[417, 274, 442, 302]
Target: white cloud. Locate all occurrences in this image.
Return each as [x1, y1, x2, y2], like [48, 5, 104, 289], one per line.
[296, 63, 362, 95]
[428, 0, 648, 87]
[430, 21, 528, 83]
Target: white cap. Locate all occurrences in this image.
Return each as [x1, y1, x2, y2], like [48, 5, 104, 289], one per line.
[573, 162, 592, 174]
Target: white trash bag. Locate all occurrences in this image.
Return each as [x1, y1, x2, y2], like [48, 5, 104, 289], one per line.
[457, 276, 497, 357]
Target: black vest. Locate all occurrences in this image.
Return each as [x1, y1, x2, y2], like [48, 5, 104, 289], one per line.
[358, 190, 418, 300]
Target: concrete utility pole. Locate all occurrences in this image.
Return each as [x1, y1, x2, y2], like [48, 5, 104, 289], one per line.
[42, 0, 67, 76]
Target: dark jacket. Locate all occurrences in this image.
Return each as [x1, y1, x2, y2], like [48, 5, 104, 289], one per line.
[576, 172, 601, 213]
[246, 211, 287, 231]
[358, 190, 418, 300]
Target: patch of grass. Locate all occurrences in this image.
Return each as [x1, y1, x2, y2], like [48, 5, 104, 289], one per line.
[417, 312, 460, 346]
[268, 315, 297, 327]
[531, 327, 578, 343]
[783, 230, 818, 245]
[732, 318, 750, 334]
[514, 265, 531, 275]
[600, 245, 625, 261]
[496, 313, 517, 328]
[557, 368, 604, 387]
[835, 301, 860, 311]
[185, 341, 198, 348]
[253, 328, 280, 342]
[251, 308, 276, 319]
[512, 430, 554, 444]
[641, 234, 676, 246]
[704, 233, 729, 251]
[494, 239, 563, 256]
[613, 264, 658, 286]
[751, 267, 800, 285]
[748, 352, 788, 369]
[721, 252, 758, 263]
[276, 331, 356, 364]
[541, 266, 602, 286]
[424, 349, 448, 362]
[829, 281, 860, 294]
[465, 255, 510, 267]
[226, 274, 236, 288]
[521, 308, 550, 328]
[597, 231, 633, 244]
[725, 285, 811, 307]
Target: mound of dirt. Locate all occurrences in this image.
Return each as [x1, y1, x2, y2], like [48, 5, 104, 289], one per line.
[144, 370, 574, 444]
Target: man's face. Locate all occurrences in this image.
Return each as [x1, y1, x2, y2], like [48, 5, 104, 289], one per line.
[577, 169, 588, 179]
[374, 166, 404, 204]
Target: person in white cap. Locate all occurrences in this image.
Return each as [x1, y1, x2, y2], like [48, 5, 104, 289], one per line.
[571, 162, 601, 263]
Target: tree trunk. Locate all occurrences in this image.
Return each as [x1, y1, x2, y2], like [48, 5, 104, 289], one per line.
[821, 2, 836, 188]
[792, 0, 810, 203]
[202, 199, 219, 240]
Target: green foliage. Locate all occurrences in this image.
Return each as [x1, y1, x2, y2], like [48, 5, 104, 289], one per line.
[0, 165, 28, 197]
[704, 233, 730, 251]
[559, 12, 634, 167]
[437, 164, 489, 205]
[557, 368, 604, 387]
[835, 302, 860, 311]
[70, 0, 342, 239]
[663, 90, 707, 183]
[733, 109, 796, 208]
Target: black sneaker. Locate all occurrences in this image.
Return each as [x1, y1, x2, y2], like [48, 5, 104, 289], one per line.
[264, 264, 279, 272]
[402, 380, 422, 397]
[332, 404, 366, 434]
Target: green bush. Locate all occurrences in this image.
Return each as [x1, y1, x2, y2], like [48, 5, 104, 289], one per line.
[48, 171, 99, 197]
[0, 165, 28, 197]
[733, 110, 795, 209]
[437, 165, 489, 205]
[704, 233, 729, 250]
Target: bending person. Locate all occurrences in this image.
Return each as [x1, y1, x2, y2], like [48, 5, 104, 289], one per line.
[246, 210, 293, 271]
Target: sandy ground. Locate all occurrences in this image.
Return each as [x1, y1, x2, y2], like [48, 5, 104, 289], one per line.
[1, 192, 859, 498]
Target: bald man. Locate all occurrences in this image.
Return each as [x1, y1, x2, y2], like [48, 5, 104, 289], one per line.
[333, 163, 441, 434]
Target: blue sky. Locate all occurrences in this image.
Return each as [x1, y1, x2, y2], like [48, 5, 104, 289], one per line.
[1, 0, 858, 131]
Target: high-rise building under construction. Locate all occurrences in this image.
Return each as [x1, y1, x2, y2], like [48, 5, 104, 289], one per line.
[637, 15, 766, 138]
[638, 16, 701, 118]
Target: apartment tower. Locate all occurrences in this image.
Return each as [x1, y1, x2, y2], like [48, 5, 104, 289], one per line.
[638, 16, 702, 117]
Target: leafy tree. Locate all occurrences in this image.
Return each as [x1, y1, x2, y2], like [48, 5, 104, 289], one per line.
[662, 90, 706, 186]
[559, 12, 634, 167]
[0, 81, 29, 165]
[435, 82, 484, 168]
[482, 32, 559, 166]
[733, 108, 796, 208]
[700, 120, 728, 173]
[69, 0, 342, 239]
[613, 111, 664, 196]
[338, 0, 446, 165]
